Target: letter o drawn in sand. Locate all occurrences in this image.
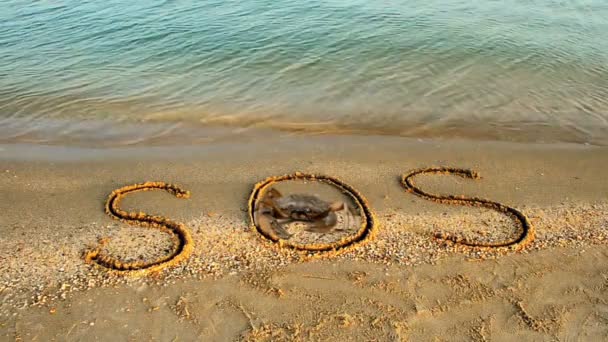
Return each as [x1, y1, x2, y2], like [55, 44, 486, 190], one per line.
[248, 172, 376, 252]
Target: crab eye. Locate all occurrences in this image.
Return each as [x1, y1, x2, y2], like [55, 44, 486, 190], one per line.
[305, 208, 311, 213]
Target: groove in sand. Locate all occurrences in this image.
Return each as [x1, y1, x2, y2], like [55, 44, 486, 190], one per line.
[401, 167, 535, 251]
[84, 182, 194, 276]
[248, 172, 377, 252]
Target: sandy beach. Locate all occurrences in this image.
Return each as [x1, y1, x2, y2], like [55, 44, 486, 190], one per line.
[0, 132, 607, 340]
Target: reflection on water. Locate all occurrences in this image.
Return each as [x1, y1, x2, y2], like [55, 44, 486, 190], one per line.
[1, 0, 607, 145]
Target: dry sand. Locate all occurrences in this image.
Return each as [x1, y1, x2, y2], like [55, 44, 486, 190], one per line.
[0, 133, 607, 341]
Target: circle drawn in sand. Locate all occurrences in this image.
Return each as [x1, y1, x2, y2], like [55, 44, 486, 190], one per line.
[248, 172, 376, 251]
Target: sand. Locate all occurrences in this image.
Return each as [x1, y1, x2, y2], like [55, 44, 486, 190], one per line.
[0, 132, 607, 340]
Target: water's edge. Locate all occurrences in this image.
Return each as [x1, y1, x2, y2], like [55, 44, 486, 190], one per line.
[0, 117, 603, 149]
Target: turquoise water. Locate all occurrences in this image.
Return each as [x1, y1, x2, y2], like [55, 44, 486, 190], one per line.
[1, 0, 608, 145]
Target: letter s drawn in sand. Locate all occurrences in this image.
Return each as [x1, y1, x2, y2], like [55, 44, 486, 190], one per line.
[401, 167, 535, 252]
[84, 182, 194, 276]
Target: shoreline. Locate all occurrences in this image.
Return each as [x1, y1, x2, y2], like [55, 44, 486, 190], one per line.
[2, 117, 608, 148]
[1, 134, 607, 339]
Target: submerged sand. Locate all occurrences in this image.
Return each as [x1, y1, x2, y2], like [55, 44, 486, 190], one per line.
[0, 133, 607, 340]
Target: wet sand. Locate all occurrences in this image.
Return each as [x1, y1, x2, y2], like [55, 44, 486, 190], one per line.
[1, 133, 607, 340]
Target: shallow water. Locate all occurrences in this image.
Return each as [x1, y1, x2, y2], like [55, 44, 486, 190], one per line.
[1, 0, 608, 145]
